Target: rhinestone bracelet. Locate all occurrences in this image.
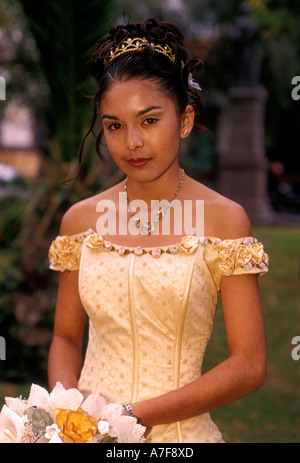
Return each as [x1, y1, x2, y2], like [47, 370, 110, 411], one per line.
[122, 403, 137, 419]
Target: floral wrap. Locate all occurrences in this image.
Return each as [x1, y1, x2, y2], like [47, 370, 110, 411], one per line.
[217, 238, 269, 276]
[48, 231, 269, 279]
[48, 229, 94, 272]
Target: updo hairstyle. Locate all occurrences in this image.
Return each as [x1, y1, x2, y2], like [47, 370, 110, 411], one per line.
[82, 18, 205, 162]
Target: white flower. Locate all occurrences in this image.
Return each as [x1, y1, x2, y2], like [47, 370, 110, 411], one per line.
[48, 432, 63, 443]
[117, 246, 126, 255]
[109, 415, 146, 443]
[16, 382, 84, 420]
[49, 382, 83, 411]
[81, 394, 106, 421]
[168, 244, 179, 254]
[0, 405, 25, 443]
[101, 403, 123, 421]
[199, 237, 209, 246]
[134, 246, 144, 256]
[27, 383, 54, 416]
[21, 414, 29, 425]
[97, 420, 110, 435]
[104, 241, 113, 251]
[45, 423, 60, 440]
[188, 73, 202, 91]
[5, 396, 27, 417]
[151, 247, 162, 258]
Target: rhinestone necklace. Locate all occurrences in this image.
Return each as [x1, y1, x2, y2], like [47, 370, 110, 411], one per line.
[124, 169, 185, 235]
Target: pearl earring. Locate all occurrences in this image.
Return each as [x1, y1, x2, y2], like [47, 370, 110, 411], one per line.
[184, 129, 189, 136]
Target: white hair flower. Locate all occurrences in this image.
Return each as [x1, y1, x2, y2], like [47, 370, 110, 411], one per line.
[188, 73, 201, 91]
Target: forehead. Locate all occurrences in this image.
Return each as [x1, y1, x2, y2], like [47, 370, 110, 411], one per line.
[100, 78, 177, 114]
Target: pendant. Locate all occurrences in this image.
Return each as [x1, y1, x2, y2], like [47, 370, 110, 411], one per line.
[125, 168, 185, 235]
[128, 206, 168, 235]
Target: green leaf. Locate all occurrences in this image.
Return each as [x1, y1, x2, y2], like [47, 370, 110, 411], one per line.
[100, 435, 118, 443]
[26, 407, 53, 434]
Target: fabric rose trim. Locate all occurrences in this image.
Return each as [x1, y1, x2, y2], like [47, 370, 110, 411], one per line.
[180, 236, 200, 255]
[235, 244, 252, 267]
[218, 240, 236, 276]
[217, 238, 269, 276]
[251, 242, 266, 265]
[49, 235, 81, 272]
[85, 233, 104, 251]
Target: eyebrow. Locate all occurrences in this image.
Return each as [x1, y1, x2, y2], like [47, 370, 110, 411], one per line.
[102, 106, 163, 120]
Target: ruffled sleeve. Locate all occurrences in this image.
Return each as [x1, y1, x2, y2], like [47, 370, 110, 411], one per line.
[48, 230, 91, 272]
[204, 237, 269, 292]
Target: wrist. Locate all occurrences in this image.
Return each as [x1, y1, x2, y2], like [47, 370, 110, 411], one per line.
[122, 403, 137, 420]
[122, 403, 145, 426]
[122, 403, 152, 438]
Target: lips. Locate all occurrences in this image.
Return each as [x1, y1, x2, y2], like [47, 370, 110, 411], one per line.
[128, 158, 151, 167]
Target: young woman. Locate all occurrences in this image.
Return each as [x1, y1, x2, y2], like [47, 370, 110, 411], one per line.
[48, 18, 269, 443]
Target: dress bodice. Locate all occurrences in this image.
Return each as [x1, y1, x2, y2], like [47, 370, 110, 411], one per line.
[49, 230, 269, 443]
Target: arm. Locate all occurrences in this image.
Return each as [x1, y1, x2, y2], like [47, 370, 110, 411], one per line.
[131, 273, 266, 427]
[48, 207, 88, 390]
[48, 269, 87, 390]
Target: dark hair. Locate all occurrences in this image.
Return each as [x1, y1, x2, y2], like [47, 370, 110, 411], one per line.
[80, 17, 205, 164]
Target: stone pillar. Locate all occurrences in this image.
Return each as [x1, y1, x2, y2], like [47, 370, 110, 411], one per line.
[217, 86, 274, 224]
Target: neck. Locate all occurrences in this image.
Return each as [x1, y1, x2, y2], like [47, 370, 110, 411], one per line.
[124, 165, 185, 236]
[125, 164, 184, 206]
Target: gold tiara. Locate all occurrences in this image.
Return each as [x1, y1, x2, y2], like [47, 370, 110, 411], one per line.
[106, 37, 176, 64]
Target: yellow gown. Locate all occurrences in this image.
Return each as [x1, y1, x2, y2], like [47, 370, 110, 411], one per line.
[49, 230, 269, 443]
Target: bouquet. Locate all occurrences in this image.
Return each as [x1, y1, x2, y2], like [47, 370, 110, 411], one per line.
[0, 382, 146, 443]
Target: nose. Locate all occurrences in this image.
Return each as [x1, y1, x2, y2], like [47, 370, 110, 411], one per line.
[126, 126, 143, 151]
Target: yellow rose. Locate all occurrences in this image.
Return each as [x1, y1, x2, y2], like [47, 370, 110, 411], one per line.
[49, 235, 79, 271]
[217, 240, 236, 275]
[235, 244, 252, 267]
[218, 240, 236, 259]
[55, 407, 98, 443]
[251, 243, 265, 265]
[85, 233, 104, 250]
[263, 252, 269, 266]
[219, 256, 235, 276]
[180, 236, 199, 254]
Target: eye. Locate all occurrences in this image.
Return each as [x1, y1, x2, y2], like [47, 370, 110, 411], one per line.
[143, 117, 158, 126]
[107, 122, 122, 131]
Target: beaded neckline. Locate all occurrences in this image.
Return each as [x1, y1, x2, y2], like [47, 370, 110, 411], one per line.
[79, 228, 218, 248]
[49, 230, 269, 274]
[78, 229, 260, 259]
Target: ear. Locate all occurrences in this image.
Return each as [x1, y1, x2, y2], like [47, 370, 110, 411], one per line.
[180, 105, 195, 139]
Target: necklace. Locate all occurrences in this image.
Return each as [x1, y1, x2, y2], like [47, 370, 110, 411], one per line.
[124, 169, 185, 235]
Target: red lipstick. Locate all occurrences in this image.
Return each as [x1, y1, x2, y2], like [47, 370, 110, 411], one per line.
[128, 158, 150, 167]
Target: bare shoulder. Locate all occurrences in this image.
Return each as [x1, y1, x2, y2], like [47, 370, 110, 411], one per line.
[59, 181, 124, 236]
[210, 195, 252, 240]
[185, 176, 252, 240]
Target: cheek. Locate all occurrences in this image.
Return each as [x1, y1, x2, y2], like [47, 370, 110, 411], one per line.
[104, 132, 120, 152]
[104, 137, 123, 164]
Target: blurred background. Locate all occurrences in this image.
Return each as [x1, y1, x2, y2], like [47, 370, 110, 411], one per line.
[0, 0, 299, 443]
